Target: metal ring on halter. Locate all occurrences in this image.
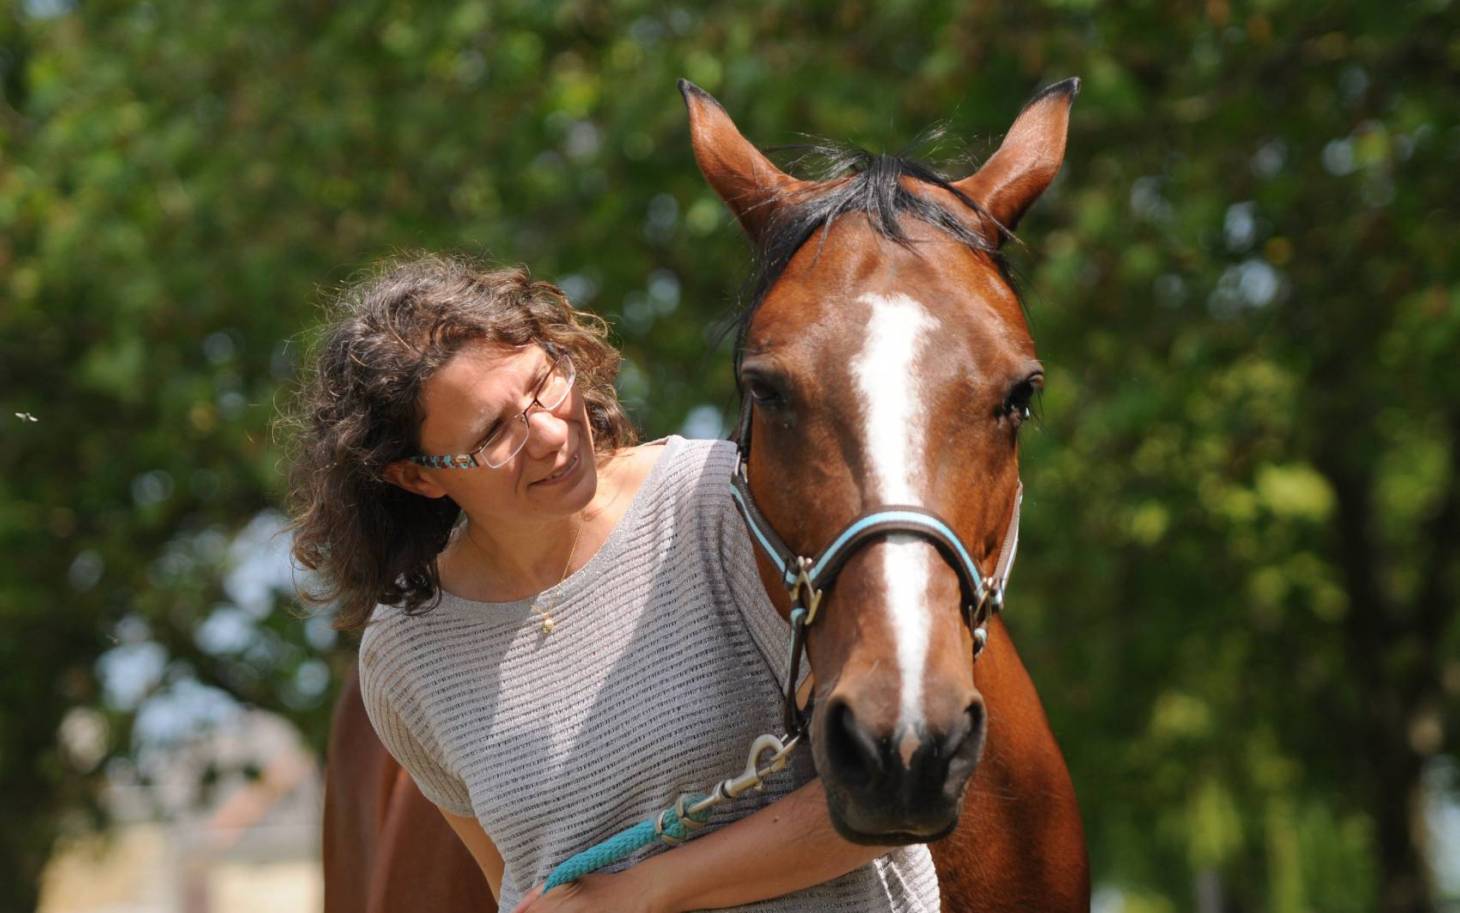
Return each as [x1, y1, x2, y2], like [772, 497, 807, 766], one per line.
[973, 582, 1005, 627]
[789, 557, 825, 627]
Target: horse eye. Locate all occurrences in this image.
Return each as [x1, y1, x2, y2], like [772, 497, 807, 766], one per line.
[742, 369, 791, 410]
[1002, 377, 1041, 426]
[747, 379, 785, 408]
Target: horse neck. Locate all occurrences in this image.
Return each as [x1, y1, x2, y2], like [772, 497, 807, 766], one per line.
[932, 616, 1090, 912]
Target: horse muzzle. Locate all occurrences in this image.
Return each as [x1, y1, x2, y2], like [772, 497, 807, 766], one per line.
[813, 689, 987, 844]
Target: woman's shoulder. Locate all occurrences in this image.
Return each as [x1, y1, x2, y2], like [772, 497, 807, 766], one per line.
[639, 434, 736, 484]
[356, 599, 471, 716]
[663, 438, 744, 524]
[602, 435, 731, 506]
[357, 601, 447, 690]
[615, 437, 677, 483]
[357, 604, 409, 681]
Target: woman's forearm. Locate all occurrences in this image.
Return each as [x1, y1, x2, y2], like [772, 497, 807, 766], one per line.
[633, 778, 893, 913]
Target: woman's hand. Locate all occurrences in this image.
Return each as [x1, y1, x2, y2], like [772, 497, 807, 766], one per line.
[510, 869, 666, 913]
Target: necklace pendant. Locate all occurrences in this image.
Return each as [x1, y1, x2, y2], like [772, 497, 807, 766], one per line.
[540, 615, 556, 635]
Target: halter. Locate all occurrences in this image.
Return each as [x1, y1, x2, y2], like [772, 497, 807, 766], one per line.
[728, 397, 1023, 740]
[546, 395, 1026, 890]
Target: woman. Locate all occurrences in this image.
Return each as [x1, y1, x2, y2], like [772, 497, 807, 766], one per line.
[287, 253, 940, 912]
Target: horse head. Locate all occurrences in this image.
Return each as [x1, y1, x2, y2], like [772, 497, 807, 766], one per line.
[683, 79, 1076, 844]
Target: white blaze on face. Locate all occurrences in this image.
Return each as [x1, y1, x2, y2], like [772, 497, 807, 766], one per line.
[851, 292, 937, 735]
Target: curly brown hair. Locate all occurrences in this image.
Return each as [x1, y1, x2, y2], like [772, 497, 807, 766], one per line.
[283, 253, 637, 633]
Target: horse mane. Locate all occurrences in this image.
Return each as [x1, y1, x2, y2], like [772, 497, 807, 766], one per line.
[733, 140, 1013, 364]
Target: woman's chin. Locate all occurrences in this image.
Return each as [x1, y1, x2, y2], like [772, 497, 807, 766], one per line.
[536, 450, 597, 513]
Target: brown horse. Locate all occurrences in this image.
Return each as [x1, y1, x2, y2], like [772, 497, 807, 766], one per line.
[322, 668, 496, 913]
[323, 80, 1087, 913]
[681, 79, 1089, 909]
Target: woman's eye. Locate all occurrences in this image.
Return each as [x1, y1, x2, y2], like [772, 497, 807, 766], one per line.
[475, 423, 502, 450]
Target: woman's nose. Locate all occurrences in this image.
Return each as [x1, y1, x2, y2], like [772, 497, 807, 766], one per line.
[522, 404, 570, 455]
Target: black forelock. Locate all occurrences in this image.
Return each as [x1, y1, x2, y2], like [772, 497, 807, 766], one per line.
[730, 141, 1013, 367]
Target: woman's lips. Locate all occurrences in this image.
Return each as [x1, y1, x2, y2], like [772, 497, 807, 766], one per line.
[533, 451, 580, 487]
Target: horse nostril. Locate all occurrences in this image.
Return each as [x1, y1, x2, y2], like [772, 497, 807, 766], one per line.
[825, 699, 885, 789]
[946, 700, 987, 766]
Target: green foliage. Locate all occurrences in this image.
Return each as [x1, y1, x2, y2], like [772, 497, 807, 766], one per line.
[1, 1, 1457, 910]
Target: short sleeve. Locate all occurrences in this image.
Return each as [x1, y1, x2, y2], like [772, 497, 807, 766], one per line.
[701, 440, 808, 693]
[358, 626, 475, 817]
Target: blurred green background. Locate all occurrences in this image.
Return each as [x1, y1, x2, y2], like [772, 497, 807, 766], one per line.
[2, 1, 1458, 911]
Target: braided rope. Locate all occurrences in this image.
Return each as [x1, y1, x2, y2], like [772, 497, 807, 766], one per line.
[544, 792, 713, 890]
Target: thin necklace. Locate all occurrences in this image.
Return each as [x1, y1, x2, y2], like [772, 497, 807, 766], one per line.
[533, 516, 583, 635]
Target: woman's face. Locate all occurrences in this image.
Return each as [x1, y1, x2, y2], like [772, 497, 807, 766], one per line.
[407, 339, 599, 522]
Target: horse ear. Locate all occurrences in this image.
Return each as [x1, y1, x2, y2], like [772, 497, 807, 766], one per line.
[954, 78, 1079, 244]
[680, 79, 810, 242]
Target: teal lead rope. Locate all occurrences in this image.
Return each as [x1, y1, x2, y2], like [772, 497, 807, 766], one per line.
[544, 792, 713, 890]
[542, 733, 800, 892]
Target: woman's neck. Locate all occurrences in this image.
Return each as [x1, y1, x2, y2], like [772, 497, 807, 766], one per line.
[439, 448, 641, 602]
[458, 513, 583, 600]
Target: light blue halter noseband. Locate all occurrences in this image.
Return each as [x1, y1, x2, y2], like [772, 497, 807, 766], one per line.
[727, 398, 1023, 739]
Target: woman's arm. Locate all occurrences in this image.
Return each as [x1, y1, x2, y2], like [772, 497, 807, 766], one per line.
[440, 807, 506, 901]
[517, 776, 894, 913]
[641, 776, 890, 912]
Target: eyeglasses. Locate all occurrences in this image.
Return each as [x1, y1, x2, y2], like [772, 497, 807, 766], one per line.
[411, 353, 576, 470]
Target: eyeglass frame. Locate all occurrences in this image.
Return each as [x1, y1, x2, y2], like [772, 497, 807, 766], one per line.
[409, 350, 577, 470]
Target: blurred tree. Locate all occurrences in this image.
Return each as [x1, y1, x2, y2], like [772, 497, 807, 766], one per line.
[997, 5, 1460, 912]
[0, 1, 1455, 911]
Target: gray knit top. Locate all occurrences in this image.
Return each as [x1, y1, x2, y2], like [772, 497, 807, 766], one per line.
[359, 436, 940, 912]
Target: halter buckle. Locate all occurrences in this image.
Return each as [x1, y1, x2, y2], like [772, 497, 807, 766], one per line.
[988, 585, 1005, 615]
[788, 557, 825, 626]
[968, 581, 1005, 629]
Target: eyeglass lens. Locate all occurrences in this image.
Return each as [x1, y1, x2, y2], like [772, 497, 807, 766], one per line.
[479, 357, 576, 468]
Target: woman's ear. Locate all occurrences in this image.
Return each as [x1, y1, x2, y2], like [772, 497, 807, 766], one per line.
[382, 460, 450, 499]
